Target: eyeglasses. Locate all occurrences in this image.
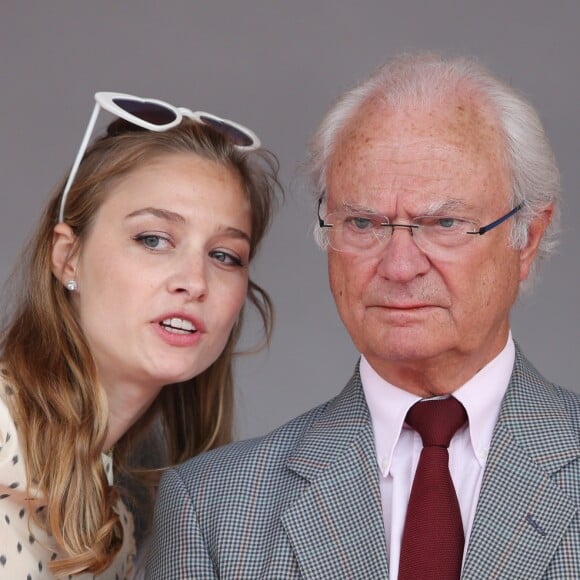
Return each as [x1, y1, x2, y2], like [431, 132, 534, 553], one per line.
[317, 197, 524, 256]
[58, 91, 261, 223]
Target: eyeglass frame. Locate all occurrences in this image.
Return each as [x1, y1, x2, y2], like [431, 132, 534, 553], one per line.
[58, 91, 261, 223]
[316, 196, 524, 253]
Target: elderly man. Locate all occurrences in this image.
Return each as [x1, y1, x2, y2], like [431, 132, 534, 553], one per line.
[147, 54, 579, 579]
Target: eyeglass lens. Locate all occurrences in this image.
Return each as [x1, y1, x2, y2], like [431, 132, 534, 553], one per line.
[112, 98, 178, 125]
[198, 114, 254, 147]
[111, 98, 255, 147]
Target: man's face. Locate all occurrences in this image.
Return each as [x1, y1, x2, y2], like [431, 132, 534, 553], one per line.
[325, 95, 549, 394]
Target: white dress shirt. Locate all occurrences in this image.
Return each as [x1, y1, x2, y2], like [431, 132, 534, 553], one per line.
[361, 335, 515, 578]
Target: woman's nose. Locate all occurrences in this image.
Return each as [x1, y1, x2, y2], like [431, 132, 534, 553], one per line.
[167, 254, 209, 300]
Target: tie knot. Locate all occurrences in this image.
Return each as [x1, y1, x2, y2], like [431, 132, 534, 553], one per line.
[406, 397, 467, 448]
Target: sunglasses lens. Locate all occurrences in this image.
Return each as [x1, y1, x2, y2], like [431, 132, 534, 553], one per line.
[198, 115, 254, 147]
[112, 98, 177, 126]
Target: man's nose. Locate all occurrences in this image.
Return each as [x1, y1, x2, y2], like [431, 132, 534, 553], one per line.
[384, 223, 420, 238]
[376, 226, 430, 282]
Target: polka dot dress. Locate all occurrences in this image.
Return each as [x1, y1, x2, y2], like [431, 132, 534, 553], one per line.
[0, 369, 136, 579]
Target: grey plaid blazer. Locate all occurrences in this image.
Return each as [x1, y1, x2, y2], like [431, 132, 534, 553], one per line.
[146, 349, 580, 579]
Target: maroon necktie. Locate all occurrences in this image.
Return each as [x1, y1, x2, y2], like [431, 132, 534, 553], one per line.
[398, 397, 468, 580]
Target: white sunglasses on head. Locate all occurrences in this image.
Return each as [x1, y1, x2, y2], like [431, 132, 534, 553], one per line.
[58, 91, 261, 223]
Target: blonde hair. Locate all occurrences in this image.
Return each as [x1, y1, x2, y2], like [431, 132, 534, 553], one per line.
[1, 119, 279, 575]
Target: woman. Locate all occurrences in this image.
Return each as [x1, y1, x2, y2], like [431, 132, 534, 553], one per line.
[0, 92, 279, 578]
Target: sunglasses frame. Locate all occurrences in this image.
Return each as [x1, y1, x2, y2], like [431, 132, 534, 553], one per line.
[58, 91, 261, 223]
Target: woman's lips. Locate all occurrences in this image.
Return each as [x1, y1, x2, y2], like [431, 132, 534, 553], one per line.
[160, 317, 197, 334]
[152, 313, 205, 346]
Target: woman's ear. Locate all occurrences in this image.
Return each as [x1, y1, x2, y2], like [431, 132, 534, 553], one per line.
[51, 223, 80, 284]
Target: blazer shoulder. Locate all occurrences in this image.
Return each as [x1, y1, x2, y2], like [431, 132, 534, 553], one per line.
[552, 383, 580, 434]
[512, 349, 580, 439]
[173, 396, 333, 485]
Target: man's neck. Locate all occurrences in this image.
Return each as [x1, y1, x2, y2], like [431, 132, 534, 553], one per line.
[365, 335, 512, 397]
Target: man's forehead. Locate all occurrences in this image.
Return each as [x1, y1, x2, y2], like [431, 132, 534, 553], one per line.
[326, 94, 506, 197]
[336, 197, 474, 213]
[336, 93, 501, 151]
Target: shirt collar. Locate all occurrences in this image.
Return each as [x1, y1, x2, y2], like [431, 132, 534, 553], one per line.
[361, 333, 515, 476]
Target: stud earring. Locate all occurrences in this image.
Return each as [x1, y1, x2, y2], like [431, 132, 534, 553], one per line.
[66, 280, 78, 292]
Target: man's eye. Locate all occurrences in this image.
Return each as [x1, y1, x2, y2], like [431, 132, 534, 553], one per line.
[344, 216, 374, 231]
[437, 217, 457, 229]
[418, 217, 463, 230]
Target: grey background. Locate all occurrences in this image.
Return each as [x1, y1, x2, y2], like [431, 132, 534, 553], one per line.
[1, 1, 578, 440]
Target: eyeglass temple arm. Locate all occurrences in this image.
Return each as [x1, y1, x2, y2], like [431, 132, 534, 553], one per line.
[317, 197, 333, 228]
[58, 101, 102, 223]
[469, 203, 524, 236]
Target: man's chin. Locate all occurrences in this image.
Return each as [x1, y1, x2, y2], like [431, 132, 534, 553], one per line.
[363, 329, 452, 363]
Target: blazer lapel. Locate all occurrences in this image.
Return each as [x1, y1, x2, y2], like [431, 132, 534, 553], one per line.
[462, 349, 579, 579]
[282, 371, 389, 579]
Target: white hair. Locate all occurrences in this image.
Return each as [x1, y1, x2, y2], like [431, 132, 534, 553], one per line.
[308, 53, 560, 279]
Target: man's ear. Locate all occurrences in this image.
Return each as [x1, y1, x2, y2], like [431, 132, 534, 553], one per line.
[519, 204, 554, 282]
[51, 223, 80, 284]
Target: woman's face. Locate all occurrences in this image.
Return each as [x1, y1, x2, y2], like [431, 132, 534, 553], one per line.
[57, 153, 251, 393]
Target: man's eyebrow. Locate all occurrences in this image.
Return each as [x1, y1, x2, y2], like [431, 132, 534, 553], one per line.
[422, 199, 472, 215]
[125, 207, 186, 223]
[341, 202, 382, 214]
[339, 198, 475, 216]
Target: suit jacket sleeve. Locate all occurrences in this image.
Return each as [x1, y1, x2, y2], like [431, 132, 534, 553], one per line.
[145, 467, 217, 579]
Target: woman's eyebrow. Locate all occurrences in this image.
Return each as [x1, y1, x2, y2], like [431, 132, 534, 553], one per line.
[125, 207, 251, 243]
[220, 226, 251, 244]
[125, 207, 186, 223]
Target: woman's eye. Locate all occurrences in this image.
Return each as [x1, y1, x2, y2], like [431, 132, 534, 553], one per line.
[210, 250, 245, 267]
[134, 234, 172, 250]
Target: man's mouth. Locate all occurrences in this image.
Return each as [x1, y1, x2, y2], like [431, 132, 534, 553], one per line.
[160, 317, 197, 334]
